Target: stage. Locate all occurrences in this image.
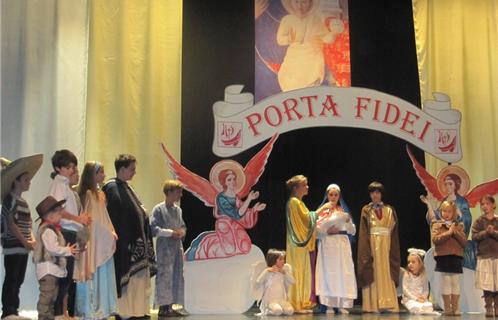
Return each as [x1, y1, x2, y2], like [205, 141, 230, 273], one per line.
[147, 306, 480, 319]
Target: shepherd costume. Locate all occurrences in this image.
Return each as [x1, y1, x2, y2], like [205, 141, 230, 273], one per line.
[102, 178, 156, 318]
[357, 202, 400, 312]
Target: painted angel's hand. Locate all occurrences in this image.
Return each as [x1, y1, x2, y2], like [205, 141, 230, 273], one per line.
[420, 195, 429, 205]
[248, 190, 260, 201]
[254, 202, 266, 211]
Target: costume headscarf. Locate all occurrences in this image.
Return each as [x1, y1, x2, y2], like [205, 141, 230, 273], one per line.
[319, 183, 355, 243]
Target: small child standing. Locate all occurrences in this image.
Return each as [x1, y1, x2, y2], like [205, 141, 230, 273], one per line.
[471, 195, 498, 317]
[150, 180, 187, 317]
[255, 249, 295, 316]
[401, 248, 437, 314]
[431, 200, 467, 315]
[33, 196, 79, 320]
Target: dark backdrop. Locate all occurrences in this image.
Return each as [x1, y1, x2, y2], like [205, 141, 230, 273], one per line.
[180, 0, 430, 265]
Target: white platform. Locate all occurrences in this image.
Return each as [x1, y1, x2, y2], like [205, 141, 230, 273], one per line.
[184, 245, 265, 314]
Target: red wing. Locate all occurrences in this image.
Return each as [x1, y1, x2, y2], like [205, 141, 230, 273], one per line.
[465, 179, 498, 207]
[238, 133, 279, 198]
[160, 143, 217, 207]
[406, 145, 444, 201]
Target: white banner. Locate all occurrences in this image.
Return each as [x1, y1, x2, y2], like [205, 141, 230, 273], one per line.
[212, 85, 462, 163]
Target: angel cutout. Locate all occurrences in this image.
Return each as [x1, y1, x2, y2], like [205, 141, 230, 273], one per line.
[161, 134, 279, 261]
[407, 145, 498, 269]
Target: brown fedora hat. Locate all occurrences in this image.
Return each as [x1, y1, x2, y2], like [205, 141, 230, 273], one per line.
[1, 154, 43, 202]
[36, 196, 66, 220]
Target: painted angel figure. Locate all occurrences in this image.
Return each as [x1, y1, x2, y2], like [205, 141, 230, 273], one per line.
[407, 146, 498, 269]
[161, 134, 278, 261]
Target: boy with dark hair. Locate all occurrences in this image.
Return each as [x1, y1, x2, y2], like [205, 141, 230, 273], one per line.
[357, 181, 400, 313]
[103, 154, 156, 319]
[113, 154, 136, 173]
[48, 149, 90, 318]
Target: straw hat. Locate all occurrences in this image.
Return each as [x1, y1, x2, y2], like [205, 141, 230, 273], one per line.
[1, 154, 43, 202]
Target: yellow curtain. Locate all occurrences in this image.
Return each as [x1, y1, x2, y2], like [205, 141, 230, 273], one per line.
[85, 0, 182, 211]
[413, 0, 498, 218]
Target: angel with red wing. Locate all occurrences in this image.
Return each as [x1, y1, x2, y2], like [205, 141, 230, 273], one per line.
[161, 134, 278, 261]
[407, 146, 498, 269]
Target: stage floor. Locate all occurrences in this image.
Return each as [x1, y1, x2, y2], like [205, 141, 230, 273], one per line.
[145, 306, 483, 320]
[18, 307, 487, 319]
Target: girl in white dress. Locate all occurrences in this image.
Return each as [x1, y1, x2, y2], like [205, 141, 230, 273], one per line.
[255, 249, 295, 316]
[315, 183, 357, 314]
[402, 248, 438, 314]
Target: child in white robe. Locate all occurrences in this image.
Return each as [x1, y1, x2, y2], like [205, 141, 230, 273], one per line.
[255, 249, 295, 316]
[402, 248, 438, 314]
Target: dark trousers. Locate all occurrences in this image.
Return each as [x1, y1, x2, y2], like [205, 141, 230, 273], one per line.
[1, 253, 28, 318]
[54, 230, 76, 317]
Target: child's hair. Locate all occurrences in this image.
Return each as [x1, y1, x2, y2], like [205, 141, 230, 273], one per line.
[114, 154, 136, 173]
[78, 161, 102, 205]
[51, 149, 77, 179]
[266, 249, 285, 267]
[407, 248, 426, 276]
[368, 181, 385, 194]
[286, 175, 307, 193]
[440, 200, 457, 219]
[163, 179, 183, 195]
[480, 194, 496, 209]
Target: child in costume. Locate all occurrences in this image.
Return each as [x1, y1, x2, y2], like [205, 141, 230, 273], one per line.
[285, 175, 317, 313]
[150, 180, 187, 317]
[102, 154, 156, 319]
[48, 150, 90, 318]
[1, 154, 42, 320]
[255, 249, 295, 316]
[357, 181, 400, 313]
[33, 196, 79, 320]
[401, 248, 438, 314]
[315, 183, 356, 314]
[74, 161, 118, 319]
[431, 200, 467, 315]
[471, 195, 498, 317]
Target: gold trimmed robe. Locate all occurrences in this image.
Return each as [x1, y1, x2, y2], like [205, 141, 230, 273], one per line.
[357, 203, 400, 312]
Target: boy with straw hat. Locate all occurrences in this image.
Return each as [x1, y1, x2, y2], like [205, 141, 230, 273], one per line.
[1, 154, 43, 320]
